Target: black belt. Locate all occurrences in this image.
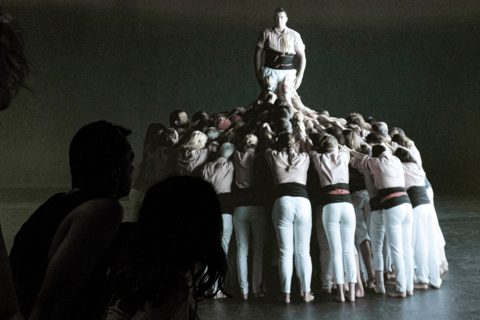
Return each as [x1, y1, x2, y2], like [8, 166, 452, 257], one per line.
[264, 49, 295, 70]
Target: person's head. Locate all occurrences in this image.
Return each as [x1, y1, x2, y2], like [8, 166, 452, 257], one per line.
[273, 7, 288, 29]
[218, 142, 235, 160]
[277, 118, 292, 134]
[391, 133, 413, 149]
[207, 140, 220, 155]
[0, 5, 30, 111]
[183, 131, 208, 150]
[317, 134, 338, 153]
[326, 127, 345, 145]
[365, 132, 383, 145]
[113, 176, 228, 309]
[215, 117, 231, 131]
[346, 113, 368, 131]
[394, 148, 415, 163]
[371, 145, 386, 158]
[317, 109, 330, 118]
[144, 123, 166, 148]
[169, 109, 189, 129]
[365, 116, 376, 126]
[389, 127, 405, 137]
[157, 128, 178, 147]
[192, 110, 209, 123]
[343, 129, 362, 152]
[240, 133, 258, 152]
[69, 121, 134, 198]
[205, 127, 220, 141]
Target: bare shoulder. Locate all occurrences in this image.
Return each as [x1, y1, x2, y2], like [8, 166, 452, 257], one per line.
[68, 197, 123, 226]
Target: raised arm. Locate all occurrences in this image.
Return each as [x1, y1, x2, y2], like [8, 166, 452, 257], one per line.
[29, 198, 123, 320]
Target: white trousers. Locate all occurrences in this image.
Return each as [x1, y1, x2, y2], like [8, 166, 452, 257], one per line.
[272, 196, 312, 293]
[314, 205, 333, 289]
[213, 214, 233, 293]
[412, 204, 442, 287]
[233, 206, 267, 294]
[262, 67, 297, 92]
[351, 190, 371, 246]
[384, 203, 414, 292]
[322, 202, 357, 284]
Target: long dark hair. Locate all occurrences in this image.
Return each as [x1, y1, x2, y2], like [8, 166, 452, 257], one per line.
[275, 132, 295, 172]
[0, 5, 30, 110]
[112, 176, 228, 313]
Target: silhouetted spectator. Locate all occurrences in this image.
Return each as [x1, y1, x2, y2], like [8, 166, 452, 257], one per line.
[9, 121, 134, 320]
[105, 176, 228, 319]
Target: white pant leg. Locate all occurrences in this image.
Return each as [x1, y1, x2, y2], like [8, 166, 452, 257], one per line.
[249, 207, 267, 293]
[427, 204, 442, 287]
[383, 214, 393, 272]
[385, 203, 414, 292]
[262, 67, 297, 92]
[341, 203, 357, 283]
[413, 204, 430, 284]
[234, 206, 267, 295]
[352, 191, 371, 247]
[323, 203, 357, 284]
[401, 205, 414, 292]
[293, 198, 313, 292]
[234, 207, 250, 295]
[222, 214, 233, 255]
[272, 197, 295, 293]
[370, 210, 385, 272]
[314, 205, 333, 289]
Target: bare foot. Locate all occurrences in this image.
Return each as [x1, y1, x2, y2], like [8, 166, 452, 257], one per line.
[366, 278, 376, 289]
[253, 292, 265, 298]
[213, 292, 227, 299]
[323, 288, 332, 294]
[303, 291, 315, 302]
[388, 290, 406, 298]
[347, 283, 356, 301]
[407, 290, 414, 296]
[414, 282, 429, 290]
[441, 260, 449, 272]
[335, 284, 345, 302]
[374, 271, 385, 294]
[277, 293, 290, 303]
[241, 294, 248, 300]
[355, 287, 364, 298]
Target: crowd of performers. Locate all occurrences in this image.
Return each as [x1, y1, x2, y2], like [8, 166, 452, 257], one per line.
[127, 91, 448, 303]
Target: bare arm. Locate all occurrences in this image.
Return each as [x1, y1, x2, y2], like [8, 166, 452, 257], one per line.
[29, 198, 123, 320]
[254, 46, 265, 90]
[294, 48, 306, 90]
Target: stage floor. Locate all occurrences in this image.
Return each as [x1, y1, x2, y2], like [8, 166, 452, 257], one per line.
[1, 195, 479, 319]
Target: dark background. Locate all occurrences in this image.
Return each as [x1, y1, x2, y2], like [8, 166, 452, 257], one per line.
[1, 0, 479, 196]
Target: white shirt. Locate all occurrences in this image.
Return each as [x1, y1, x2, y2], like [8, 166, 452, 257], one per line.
[257, 26, 305, 54]
[309, 148, 350, 188]
[201, 157, 234, 194]
[350, 151, 405, 190]
[265, 149, 309, 186]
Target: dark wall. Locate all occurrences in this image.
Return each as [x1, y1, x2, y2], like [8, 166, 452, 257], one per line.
[0, 2, 479, 195]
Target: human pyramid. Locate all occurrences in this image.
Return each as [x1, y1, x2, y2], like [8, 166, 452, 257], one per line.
[123, 5, 450, 308]
[129, 66, 448, 304]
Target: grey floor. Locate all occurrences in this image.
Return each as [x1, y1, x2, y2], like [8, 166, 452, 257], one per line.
[196, 196, 480, 320]
[1, 195, 478, 320]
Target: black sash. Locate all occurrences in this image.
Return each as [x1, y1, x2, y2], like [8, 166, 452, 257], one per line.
[378, 187, 411, 210]
[265, 49, 295, 70]
[275, 182, 309, 200]
[407, 186, 431, 208]
[321, 183, 352, 206]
